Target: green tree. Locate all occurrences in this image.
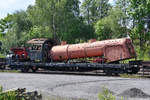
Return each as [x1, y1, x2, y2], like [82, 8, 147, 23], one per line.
[0, 14, 13, 37]
[11, 11, 32, 40]
[28, 0, 83, 43]
[2, 29, 18, 53]
[26, 26, 52, 40]
[116, 0, 130, 30]
[0, 19, 7, 34]
[1, 11, 33, 52]
[28, 0, 95, 43]
[95, 7, 127, 40]
[128, 0, 150, 51]
[81, 0, 111, 25]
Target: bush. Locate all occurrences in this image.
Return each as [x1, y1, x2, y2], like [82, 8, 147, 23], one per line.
[0, 86, 42, 100]
[0, 86, 17, 100]
[98, 87, 124, 100]
[98, 87, 115, 100]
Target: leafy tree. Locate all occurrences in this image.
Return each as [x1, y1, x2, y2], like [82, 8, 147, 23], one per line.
[26, 26, 52, 40]
[1, 11, 33, 52]
[2, 30, 18, 53]
[81, 0, 111, 25]
[128, 0, 150, 51]
[0, 14, 13, 36]
[95, 7, 127, 40]
[0, 41, 2, 51]
[116, 0, 130, 26]
[28, 0, 95, 43]
[11, 11, 32, 40]
[0, 19, 7, 34]
[27, 0, 83, 43]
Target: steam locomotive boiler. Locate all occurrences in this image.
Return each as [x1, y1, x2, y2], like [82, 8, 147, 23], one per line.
[9, 37, 140, 74]
[48, 38, 136, 62]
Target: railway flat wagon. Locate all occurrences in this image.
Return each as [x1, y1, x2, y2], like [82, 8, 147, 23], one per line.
[8, 37, 141, 75]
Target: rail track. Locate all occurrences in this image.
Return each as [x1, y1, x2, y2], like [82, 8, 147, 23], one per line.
[0, 68, 145, 77]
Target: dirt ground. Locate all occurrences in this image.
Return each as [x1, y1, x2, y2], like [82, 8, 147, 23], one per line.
[0, 72, 150, 100]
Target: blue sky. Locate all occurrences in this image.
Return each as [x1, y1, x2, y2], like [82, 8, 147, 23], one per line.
[0, 0, 35, 19]
[0, 0, 114, 19]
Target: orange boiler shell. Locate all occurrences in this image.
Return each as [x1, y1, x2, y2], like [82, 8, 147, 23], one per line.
[50, 38, 136, 62]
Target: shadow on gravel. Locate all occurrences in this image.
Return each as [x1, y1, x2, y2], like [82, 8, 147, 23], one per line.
[27, 71, 121, 77]
[118, 88, 150, 98]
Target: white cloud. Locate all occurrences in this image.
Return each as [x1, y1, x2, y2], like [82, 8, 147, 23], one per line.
[0, 0, 35, 19]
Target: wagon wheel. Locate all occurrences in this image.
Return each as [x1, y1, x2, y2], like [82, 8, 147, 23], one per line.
[129, 66, 140, 74]
[21, 67, 29, 73]
[31, 66, 38, 72]
[104, 69, 113, 76]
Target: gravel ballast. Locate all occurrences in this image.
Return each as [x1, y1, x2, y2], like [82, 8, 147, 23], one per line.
[0, 72, 150, 100]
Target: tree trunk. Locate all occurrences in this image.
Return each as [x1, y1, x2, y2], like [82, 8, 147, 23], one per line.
[87, 8, 90, 25]
[52, 6, 60, 45]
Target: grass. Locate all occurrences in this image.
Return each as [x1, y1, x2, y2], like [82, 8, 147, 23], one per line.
[0, 86, 2, 92]
[98, 87, 116, 100]
[0, 85, 17, 100]
[0, 54, 5, 58]
[120, 74, 143, 78]
[98, 87, 124, 100]
[0, 70, 20, 73]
